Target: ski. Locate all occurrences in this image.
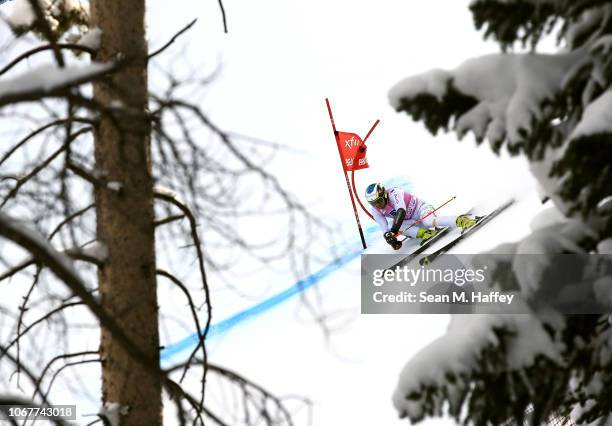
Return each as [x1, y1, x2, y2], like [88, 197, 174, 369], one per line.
[385, 226, 453, 270]
[383, 206, 478, 270]
[418, 198, 516, 266]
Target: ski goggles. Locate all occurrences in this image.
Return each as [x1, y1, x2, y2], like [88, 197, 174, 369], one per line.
[369, 193, 387, 208]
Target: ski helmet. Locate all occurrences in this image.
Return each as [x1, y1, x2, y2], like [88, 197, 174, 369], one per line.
[365, 183, 387, 208]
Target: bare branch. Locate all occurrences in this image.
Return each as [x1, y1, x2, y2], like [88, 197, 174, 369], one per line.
[0, 258, 37, 282]
[154, 214, 185, 227]
[0, 213, 161, 375]
[48, 204, 95, 240]
[0, 118, 95, 168]
[1, 127, 92, 208]
[3, 301, 84, 362]
[154, 188, 212, 401]
[148, 19, 198, 60]
[217, 0, 228, 33]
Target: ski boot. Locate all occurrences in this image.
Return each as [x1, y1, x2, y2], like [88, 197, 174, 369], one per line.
[456, 214, 480, 234]
[416, 227, 438, 244]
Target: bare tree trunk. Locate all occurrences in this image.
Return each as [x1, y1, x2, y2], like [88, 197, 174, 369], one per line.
[90, 1, 161, 424]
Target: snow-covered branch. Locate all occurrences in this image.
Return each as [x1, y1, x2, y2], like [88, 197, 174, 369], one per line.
[0, 62, 116, 108]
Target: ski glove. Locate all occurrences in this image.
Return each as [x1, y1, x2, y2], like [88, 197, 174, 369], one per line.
[384, 231, 402, 250]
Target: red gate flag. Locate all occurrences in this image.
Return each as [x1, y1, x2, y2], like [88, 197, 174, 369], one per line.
[337, 132, 369, 171]
[325, 98, 377, 249]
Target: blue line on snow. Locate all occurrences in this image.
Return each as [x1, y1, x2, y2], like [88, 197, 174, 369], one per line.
[160, 178, 412, 360]
[160, 246, 364, 359]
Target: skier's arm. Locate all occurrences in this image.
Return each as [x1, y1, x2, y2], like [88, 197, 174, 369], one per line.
[389, 188, 406, 210]
[371, 208, 389, 232]
[390, 208, 406, 234]
[388, 188, 407, 234]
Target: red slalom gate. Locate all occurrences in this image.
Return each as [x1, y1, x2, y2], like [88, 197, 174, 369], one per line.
[325, 98, 379, 249]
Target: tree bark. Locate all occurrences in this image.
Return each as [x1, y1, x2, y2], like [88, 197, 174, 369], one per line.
[90, 1, 161, 424]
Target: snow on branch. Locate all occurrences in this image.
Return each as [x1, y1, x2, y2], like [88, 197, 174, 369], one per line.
[388, 44, 612, 217]
[549, 90, 612, 216]
[569, 90, 612, 139]
[389, 49, 586, 153]
[393, 311, 565, 424]
[98, 401, 129, 426]
[6, 0, 89, 39]
[0, 62, 116, 108]
[0, 214, 86, 290]
[393, 221, 612, 424]
[77, 27, 102, 50]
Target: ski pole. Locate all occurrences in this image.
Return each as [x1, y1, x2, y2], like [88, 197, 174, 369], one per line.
[400, 196, 456, 234]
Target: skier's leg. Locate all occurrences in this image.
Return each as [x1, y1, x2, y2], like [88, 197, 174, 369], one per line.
[400, 219, 438, 241]
[413, 204, 446, 228]
[399, 220, 421, 238]
[421, 215, 456, 228]
[414, 203, 478, 230]
[421, 214, 478, 229]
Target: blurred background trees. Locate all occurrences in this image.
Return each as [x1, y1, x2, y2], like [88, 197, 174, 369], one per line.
[0, 0, 329, 424]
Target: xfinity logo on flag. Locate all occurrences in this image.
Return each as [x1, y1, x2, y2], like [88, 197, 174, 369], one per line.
[344, 135, 359, 149]
[337, 131, 369, 171]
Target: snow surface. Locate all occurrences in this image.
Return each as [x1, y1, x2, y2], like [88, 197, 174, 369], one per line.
[6, 0, 88, 32]
[593, 277, 612, 308]
[590, 34, 612, 57]
[388, 69, 451, 105]
[529, 206, 568, 230]
[80, 241, 109, 263]
[0, 214, 82, 284]
[78, 28, 103, 50]
[598, 196, 612, 213]
[598, 238, 612, 254]
[154, 185, 179, 199]
[0, 62, 113, 100]
[6, 0, 42, 28]
[98, 402, 128, 426]
[570, 90, 612, 139]
[106, 181, 122, 192]
[514, 221, 590, 296]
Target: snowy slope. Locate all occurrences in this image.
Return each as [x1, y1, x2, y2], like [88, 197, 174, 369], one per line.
[195, 191, 546, 426]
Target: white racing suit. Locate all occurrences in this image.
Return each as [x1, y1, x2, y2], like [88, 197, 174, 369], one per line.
[370, 187, 458, 238]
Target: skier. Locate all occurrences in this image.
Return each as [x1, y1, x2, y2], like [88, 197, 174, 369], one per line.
[365, 182, 478, 249]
